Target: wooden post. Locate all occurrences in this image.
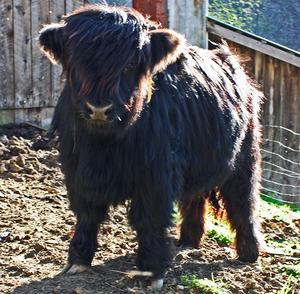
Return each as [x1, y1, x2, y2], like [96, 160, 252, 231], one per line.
[168, 0, 208, 48]
[14, 0, 33, 109]
[0, 1, 14, 110]
[31, 0, 51, 108]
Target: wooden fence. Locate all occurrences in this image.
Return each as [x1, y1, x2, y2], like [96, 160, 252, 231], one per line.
[208, 18, 300, 206]
[0, 0, 87, 126]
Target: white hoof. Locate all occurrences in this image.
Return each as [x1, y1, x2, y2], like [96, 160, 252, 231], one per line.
[151, 279, 164, 291]
[66, 264, 89, 275]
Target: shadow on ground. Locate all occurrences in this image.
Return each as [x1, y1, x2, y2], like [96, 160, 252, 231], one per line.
[9, 252, 241, 294]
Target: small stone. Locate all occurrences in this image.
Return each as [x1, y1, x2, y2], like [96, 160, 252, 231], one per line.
[115, 248, 125, 255]
[0, 135, 9, 144]
[175, 253, 184, 262]
[16, 154, 26, 167]
[188, 249, 203, 259]
[0, 164, 7, 174]
[73, 287, 84, 294]
[9, 162, 22, 172]
[177, 285, 185, 290]
[25, 164, 37, 174]
[292, 251, 300, 257]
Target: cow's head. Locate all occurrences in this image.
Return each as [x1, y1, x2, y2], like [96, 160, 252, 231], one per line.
[39, 5, 185, 134]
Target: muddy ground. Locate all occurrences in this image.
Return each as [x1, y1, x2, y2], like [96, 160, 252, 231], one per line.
[0, 124, 299, 294]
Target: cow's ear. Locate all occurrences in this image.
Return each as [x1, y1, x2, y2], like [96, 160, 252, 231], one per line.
[39, 23, 64, 64]
[149, 29, 185, 73]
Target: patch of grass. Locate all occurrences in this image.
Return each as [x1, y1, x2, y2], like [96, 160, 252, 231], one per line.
[206, 228, 232, 246]
[275, 276, 299, 294]
[206, 212, 234, 246]
[280, 263, 300, 277]
[180, 274, 229, 294]
[259, 198, 300, 224]
[264, 236, 300, 255]
[261, 194, 300, 212]
[172, 203, 234, 247]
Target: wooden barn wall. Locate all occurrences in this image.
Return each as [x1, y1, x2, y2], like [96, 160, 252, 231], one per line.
[0, 0, 132, 126]
[210, 36, 300, 206]
[0, 0, 88, 126]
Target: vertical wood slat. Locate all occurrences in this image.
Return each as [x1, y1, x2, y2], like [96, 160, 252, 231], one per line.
[13, 0, 32, 109]
[168, 0, 208, 48]
[65, 0, 85, 14]
[50, 1, 65, 106]
[0, 1, 14, 109]
[31, 0, 51, 108]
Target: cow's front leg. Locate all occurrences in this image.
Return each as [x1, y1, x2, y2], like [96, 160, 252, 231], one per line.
[128, 194, 173, 290]
[63, 204, 109, 274]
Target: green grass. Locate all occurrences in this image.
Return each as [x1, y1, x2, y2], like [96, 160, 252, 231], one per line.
[259, 198, 300, 257]
[172, 202, 234, 246]
[206, 211, 234, 246]
[261, 193, 300, 212]
[280, 264, 300, 278]
[173, 198, 299, 253]
[275, 276, 299, 294]
[259, 198, 299, 223]
[206, 228, 232, 246]
[265, 237, 300, 255]
[180, 274, 229, 294]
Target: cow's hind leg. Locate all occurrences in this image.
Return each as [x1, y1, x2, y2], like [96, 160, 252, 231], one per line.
[220, 130, 261, 263]
[64, 204, 109, 274]
[178, 196, 206, 248]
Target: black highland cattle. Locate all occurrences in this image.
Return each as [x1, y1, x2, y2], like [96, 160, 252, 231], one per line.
[39, 4, 263, 289]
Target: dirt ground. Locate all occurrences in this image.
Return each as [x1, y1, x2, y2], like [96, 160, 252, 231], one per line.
[0, 124, 299, 294]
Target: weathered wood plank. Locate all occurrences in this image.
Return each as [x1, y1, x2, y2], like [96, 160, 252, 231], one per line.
[106, 0, 132, 6]
[0, 1, 14, 109]
[50, 1, 65, 106]
[31, 0, 51, 108]
[86, 0, 132, 6]
[270, 58, 281, 183]
[14, 0, 33, 109]
[65, 0, 85, 14]
[254, 51, 263, 84]
[168, 0, 208, 48]
[0, 110, 15, 125]
[207, 21, 300, 68]
[14, 107, 54, 127]
[85, 0, 132, 5]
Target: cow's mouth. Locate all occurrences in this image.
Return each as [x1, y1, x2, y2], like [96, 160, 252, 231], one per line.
[84, 117, 114, 128]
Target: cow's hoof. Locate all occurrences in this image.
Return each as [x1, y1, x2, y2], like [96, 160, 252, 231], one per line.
[63, 264, 89, 275]
[60, 263, 71, 274]
[151, 279, 164, 291]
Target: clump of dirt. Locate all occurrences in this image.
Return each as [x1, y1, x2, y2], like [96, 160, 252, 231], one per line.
[0, 124, 63, 199]
[0, 124, 299, 294]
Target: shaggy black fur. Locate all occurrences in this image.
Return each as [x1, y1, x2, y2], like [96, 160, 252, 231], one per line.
[39, 5, 263, 280]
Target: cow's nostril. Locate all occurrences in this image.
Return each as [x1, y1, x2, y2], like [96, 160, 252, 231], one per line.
[85, 102, 113, 121]
[104, 105, 114, 116]
[84, 103, 93, 115]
